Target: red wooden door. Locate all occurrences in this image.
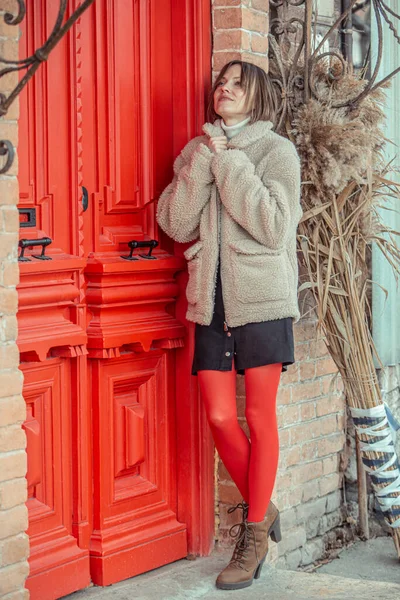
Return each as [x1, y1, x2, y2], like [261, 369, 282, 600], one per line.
[17, 1, 212, 598]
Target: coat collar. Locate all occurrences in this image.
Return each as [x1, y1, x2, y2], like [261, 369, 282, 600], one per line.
[202, 118, 274, 148]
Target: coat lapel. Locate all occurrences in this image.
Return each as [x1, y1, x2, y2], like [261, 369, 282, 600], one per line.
[202, 120, 224, 138]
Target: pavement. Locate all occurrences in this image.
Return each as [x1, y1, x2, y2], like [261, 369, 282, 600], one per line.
[64, 536, 400, 600]
[313, 536, 400, 584]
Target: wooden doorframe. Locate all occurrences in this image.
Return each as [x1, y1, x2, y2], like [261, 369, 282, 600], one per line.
[171, 0, 215, 557]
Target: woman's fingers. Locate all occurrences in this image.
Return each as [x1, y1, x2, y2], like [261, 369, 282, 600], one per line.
[208, 136, 228, 153]
[208, 139, 225, 150]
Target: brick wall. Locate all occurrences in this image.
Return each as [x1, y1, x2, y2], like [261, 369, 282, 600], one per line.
[212, 0, 348, 569]
[0, 11, 29, 600]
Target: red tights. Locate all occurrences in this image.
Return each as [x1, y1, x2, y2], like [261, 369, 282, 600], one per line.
[198, 363, 281, 523]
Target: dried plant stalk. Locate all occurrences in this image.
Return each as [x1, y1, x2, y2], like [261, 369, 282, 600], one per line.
[280, 56, 400, 554]
[298, 177, 400, 554]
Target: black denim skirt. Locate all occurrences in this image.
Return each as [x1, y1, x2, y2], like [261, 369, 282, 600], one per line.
[191, 261, 295, 375]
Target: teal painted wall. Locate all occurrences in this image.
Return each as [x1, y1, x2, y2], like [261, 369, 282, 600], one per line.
[371, 1, 400, 366]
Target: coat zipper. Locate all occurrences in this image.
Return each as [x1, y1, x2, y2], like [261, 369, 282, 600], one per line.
[210, 188, 222, 322]
[216, 188, 229, 333]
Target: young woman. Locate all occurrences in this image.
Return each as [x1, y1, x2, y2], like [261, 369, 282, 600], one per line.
[156, 60, 302, 590]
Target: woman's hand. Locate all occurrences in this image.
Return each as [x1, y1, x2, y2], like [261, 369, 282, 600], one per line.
[208, 136, 227, 154]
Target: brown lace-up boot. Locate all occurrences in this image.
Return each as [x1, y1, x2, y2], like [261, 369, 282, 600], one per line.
[226, 501, 278, 563]
[216, 502, 281, 590]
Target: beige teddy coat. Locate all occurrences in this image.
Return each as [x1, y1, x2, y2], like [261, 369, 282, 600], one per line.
[156, 119, 303, 327]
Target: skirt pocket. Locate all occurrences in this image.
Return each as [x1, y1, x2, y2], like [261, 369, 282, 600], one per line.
[229, 240, 289, 303]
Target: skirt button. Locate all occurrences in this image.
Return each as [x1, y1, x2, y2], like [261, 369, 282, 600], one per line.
[227, 332, 232, 337]
[225, 351, 231, 357]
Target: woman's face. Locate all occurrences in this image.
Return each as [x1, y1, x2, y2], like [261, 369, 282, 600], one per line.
[213, 64, 250, 123]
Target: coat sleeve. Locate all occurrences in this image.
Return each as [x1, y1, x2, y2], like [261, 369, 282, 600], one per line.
[211, 141, 302, 250]
[156, 137, 214, 243]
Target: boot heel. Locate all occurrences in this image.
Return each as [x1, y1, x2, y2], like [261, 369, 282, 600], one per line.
[254, 555, 266, 580]
[269, 513, 282, 543]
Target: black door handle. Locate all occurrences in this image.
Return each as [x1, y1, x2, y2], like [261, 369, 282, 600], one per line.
[121, 239, 159, 261]
[18, 237, 52, 262]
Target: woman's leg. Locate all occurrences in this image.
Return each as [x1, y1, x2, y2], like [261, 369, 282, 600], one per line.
[198, 368, 251, 502]
[244, 363, 282, 522]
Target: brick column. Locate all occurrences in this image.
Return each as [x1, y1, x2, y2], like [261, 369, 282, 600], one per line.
[212, 0, 269, 77]
[0, 11, 29, 600]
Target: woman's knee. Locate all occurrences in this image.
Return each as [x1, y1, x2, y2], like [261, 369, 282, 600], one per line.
[207, 409, 239, 432]
[245, 406, 277, 439]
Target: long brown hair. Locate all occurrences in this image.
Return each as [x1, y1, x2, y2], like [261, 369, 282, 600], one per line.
[207, 60, 278, 125]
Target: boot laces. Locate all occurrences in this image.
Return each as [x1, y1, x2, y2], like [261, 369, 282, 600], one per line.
[227, 501, 248, 521]
[228, 521, 257, 570]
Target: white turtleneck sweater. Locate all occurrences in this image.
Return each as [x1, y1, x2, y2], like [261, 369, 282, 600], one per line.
[215, 116, 251, 263]
[221, 116, 251, 140]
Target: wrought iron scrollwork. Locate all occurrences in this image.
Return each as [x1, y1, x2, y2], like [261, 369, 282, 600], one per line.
[269, 0, 400, 131]
[270, 0, 306, 7]
[4, 0, 25, 25]
[0, 139, 14, 175]
[0, 0, 95, 174]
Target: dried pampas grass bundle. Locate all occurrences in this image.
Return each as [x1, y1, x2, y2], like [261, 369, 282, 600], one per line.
[282, 55, 400, 554]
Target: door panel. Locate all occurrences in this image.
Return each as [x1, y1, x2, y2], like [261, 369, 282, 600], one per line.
[18, 0, 77, 255]
[81, 0, 187, 584]
[22, 360, 90, 600]
[18, 3, 90, 598]
[90, 351, 186, 585]
[79, 0, 171, 255]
